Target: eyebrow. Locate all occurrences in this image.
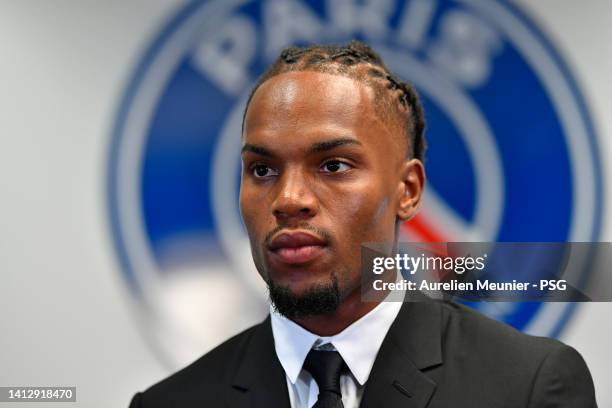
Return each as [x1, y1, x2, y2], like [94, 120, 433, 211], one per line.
[308, 137, 362, 153]
[241, 144, 273, 157]
[241, 137, 362, 157]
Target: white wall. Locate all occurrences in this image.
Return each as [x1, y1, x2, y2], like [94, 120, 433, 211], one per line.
[0, 1, 610, 407]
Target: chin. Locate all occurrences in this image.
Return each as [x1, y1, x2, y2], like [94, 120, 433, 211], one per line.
[267, 273, 342, 319]
[268, 271, 335, 297]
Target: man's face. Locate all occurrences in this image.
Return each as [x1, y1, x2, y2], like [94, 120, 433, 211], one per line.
[240, 70, 421, 308]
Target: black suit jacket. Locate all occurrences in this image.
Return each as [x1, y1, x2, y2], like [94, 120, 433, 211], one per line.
[129, 299, 597, 407]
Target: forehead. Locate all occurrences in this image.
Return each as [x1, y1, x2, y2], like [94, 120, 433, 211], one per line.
[243, 71, 396, 146]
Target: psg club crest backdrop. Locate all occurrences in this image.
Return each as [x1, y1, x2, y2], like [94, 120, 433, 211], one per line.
[107, 0, 603, 368]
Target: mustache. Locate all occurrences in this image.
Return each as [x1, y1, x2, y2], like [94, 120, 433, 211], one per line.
[264, 222, 333, 247]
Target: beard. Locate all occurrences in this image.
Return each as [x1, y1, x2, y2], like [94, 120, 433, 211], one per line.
[267, 274, 342, 319]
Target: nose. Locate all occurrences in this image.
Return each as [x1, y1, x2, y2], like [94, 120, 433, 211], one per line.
[271, 168, 318, 222]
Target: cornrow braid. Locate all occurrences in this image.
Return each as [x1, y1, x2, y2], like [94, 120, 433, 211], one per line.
[242, 40, 426, 162]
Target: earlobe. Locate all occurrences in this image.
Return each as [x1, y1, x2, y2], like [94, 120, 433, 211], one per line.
[396, 159, 425, 221]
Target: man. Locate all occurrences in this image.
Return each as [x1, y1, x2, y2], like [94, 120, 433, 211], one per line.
[129, 41, 597, 407]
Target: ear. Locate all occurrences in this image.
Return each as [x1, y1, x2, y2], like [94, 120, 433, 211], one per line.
[396, 159, 425, 221]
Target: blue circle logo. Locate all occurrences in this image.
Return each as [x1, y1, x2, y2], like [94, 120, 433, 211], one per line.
[108, 0, 603, 367]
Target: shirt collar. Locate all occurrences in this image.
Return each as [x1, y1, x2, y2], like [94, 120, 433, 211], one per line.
[270, 298, 402, 386]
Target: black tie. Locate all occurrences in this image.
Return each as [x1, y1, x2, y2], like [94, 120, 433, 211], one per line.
[303, 350, 345, 408]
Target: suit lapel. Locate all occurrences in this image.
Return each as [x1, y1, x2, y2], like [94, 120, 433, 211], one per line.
[230, 316, 291, 408]
[360, 299, 443, 408]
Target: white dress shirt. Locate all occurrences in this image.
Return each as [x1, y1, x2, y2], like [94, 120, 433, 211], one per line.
[270, 298, 403, 408]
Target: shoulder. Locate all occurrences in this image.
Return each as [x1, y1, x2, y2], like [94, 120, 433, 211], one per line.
[130, 321, 262, 408]
[436, 300, 565, 355]
[430, 300, 596, 405]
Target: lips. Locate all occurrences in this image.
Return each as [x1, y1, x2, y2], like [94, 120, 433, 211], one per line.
[268, 231, 327, 264]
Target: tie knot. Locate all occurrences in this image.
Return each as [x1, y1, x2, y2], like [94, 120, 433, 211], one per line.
[303, 350, 346, 395]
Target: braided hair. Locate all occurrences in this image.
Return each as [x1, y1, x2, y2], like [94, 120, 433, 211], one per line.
[241, 40, 426, 161]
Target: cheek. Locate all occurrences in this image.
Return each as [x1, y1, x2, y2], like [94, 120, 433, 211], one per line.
[239, 188, 262, 238]
[240, 186, 277, 252]
[240, 181, 265, 216]
[327, 184, 396, 244]
[239, 192, 250, 228]
[323, 186, 395, 286]
[240, 190, 269, 276]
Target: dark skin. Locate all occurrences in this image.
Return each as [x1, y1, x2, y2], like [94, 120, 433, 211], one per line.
[240, 71, 425, 336]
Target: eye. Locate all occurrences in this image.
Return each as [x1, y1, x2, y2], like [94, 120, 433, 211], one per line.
[321, 160, 352, 173]
[252, 164, 279, 178]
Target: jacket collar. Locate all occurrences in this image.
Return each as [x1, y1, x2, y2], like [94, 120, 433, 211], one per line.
[230, 295, 443, 408]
